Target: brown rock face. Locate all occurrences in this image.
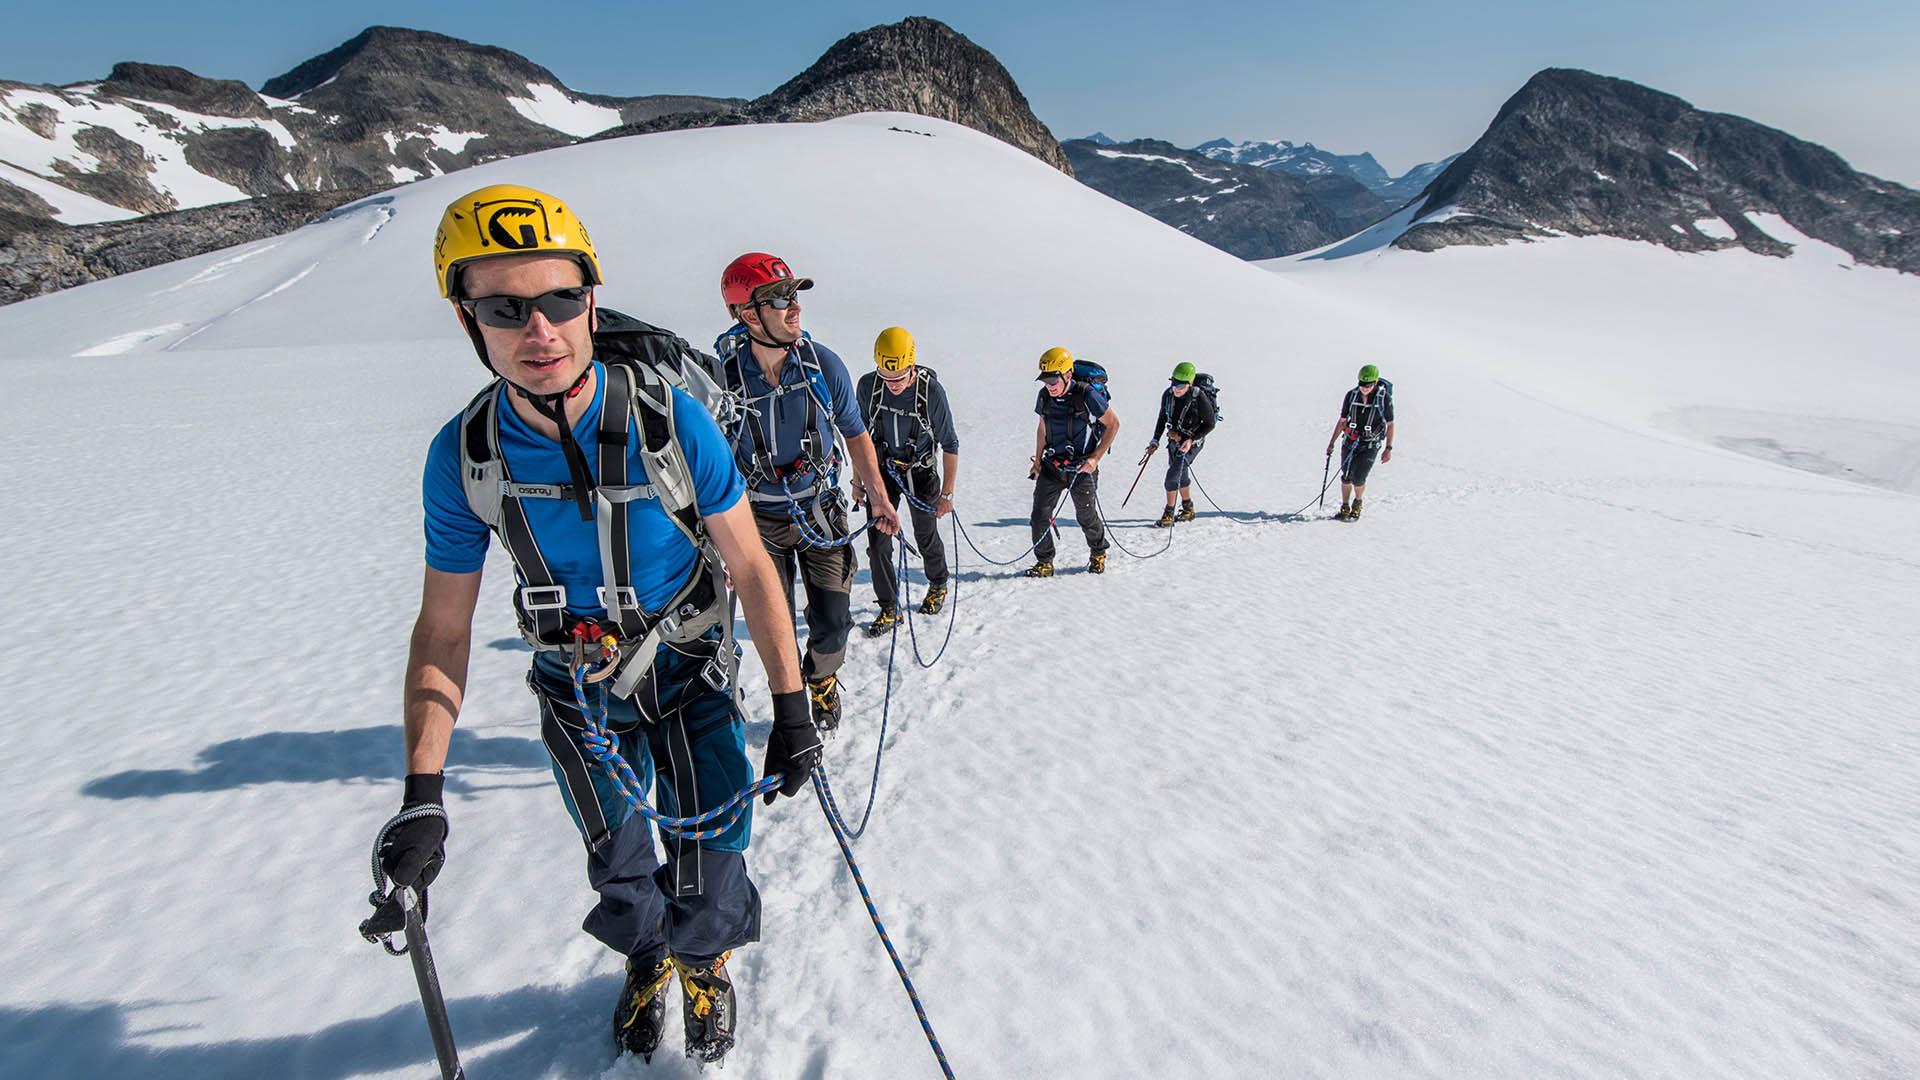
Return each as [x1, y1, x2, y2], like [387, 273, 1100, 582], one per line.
[755, 17, 1071, 175]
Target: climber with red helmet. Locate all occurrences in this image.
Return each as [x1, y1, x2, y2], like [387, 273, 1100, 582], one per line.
[712, 252, 899, 734]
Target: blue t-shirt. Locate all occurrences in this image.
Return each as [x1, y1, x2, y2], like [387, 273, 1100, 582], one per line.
[422, 362, 745, 616]
[715, 327, 866, 497]
[1035, 382, 1111, 458]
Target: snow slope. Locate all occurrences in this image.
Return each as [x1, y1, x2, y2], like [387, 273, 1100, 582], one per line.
[2, 113, 1916, 1080]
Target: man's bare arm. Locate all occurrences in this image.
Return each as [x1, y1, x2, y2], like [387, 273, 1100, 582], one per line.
[404, 566, 483, 774]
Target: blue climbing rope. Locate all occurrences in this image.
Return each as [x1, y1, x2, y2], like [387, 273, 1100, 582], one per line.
[782, 476, 871, 551]
[1091, 483, 1177, 560]
[570, 660, 955, 1075]
[813, 765, 958, 1079]
[882, 464, 962, 668]
[568, 664, 779, 839]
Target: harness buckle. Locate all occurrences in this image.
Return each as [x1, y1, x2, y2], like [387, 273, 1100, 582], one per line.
[519, 585, 567, 612]
[699, 656, 730, 692]
[596, 585, 641, 613]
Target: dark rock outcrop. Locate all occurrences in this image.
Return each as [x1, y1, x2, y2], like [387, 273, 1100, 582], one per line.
[1394, 68, 1920, 272]
[0, 189, 375, 306]
[600, 17, 1071, 175]
[97, 61, 268, 119]
[1064, 137, 1389, 259]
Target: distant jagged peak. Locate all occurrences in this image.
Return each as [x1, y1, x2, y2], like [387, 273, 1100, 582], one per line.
[260, 25, 567, 100]
[97, 61, 268, 119]
[753, 16, 1071, 174]
[1400, 66, 1920, 272]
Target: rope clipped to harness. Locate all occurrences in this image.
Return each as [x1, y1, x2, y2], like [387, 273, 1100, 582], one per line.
[781, 476, 871, 551]
[567, 652, 778, 839]
[567, 641, 955, 1074]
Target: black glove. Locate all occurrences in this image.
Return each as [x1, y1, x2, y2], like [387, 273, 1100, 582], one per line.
[762, 690, 823, 804]
[378, 773, 449, 891]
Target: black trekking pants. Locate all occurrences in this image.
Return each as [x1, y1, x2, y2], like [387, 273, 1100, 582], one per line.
[1163, 438, 1204, 493]
[1031, 462, 1108, 563]
[754, 498, 856, 681]
[866, 464, 948, 612]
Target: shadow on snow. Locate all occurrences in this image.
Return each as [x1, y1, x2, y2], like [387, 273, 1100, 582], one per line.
[81, 727, 548, 800]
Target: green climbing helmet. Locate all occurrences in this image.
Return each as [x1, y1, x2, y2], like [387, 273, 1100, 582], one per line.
[1171, 361, 1197, 383]
[1358, 363, 1380, 385]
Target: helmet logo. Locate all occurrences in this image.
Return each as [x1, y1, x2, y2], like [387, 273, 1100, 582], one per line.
[477, 199, 547, 251]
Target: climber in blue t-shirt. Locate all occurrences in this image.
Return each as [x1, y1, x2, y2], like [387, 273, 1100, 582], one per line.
[375, 184, 820, 1065]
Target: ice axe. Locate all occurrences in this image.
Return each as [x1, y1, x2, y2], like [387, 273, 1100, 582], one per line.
[1319, 449, 1332, 509]
[1121, 444, 1157, 507]
[361, 810, 466, 1080]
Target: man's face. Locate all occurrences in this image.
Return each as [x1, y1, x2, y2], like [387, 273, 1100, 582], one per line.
[1171, 382, 1191, 398]
[879, 366, 914, 391]
[461, 254, 595, 396]
[742, 283, 804, 344]
[1358, 381, 1378, 396]
[1043, 373, 1071, 398]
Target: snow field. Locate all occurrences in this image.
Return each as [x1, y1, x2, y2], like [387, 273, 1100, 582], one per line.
[0, 112, 1915, 1079]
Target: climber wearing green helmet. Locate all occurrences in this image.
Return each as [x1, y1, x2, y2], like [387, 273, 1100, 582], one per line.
[1325, 364, 1395, 521]
[1145, 362, 1219, 527]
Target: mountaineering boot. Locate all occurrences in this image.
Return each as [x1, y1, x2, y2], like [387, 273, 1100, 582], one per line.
[673, 952, 737, 1064]
[1175, 499, 1197, 523]
[1022, 560, 1055, 578]
[864, 608, 902, 638]
[1088, 552, 1108, 574]
[1154, 507, 1176, 528]
[614, 948, 673, 1060]
[807, 675, 841, 734]
[1350, 497, 1363, 521]
[918, 583, 949, 615]
[1335, 502, 1353, 522]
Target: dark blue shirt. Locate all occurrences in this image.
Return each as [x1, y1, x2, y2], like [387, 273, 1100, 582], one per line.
[1035, 381, 1110, 458]
[714, 326, 866, 497]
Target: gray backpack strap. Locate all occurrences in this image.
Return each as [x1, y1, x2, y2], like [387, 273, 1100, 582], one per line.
[460, 379, 571, 647]
[607, 366, 739, 699]
[459, 381, 505, 529]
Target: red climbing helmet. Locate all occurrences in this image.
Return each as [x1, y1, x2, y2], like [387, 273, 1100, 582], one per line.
[720, 252, 813, 315]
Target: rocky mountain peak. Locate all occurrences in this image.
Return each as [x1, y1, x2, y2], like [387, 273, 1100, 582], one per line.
[96, 62, 267, 118]
[260, 26, 562, 100]
[1401, 67, 1918, 271]
[754, 16, 1071, 174]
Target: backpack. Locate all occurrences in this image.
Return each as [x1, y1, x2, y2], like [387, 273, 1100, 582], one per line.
[592, 307, 731, 426]
[1072, 358, 1108, 391]
[1194, 372, 1222, 424]
[457, 321, 737, 700]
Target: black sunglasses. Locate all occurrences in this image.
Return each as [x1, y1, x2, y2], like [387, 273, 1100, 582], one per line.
[463, 286, 591, 329]
[1039, 373, 1065, 385]
[752, 293, 799, 311]
[1359, 379, 1379, 388]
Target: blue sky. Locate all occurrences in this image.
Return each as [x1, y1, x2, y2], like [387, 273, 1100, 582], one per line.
[5, 1, 1917, 183]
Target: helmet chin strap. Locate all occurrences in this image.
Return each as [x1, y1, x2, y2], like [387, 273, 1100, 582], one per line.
[459, 308, 598, 522]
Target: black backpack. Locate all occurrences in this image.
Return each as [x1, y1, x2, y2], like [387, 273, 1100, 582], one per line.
[1194, 372, 1222, 423]
[592, 307, 730, 424]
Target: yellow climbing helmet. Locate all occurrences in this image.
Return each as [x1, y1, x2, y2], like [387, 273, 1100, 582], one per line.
[874, 326, 916, 373]
[1037, 346, 1074, 377]
[433, 184, 602, 299]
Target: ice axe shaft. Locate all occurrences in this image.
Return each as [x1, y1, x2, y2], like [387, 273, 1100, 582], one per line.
[401, 894, 465, 1080]
[1121, 447, 1155, 507]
